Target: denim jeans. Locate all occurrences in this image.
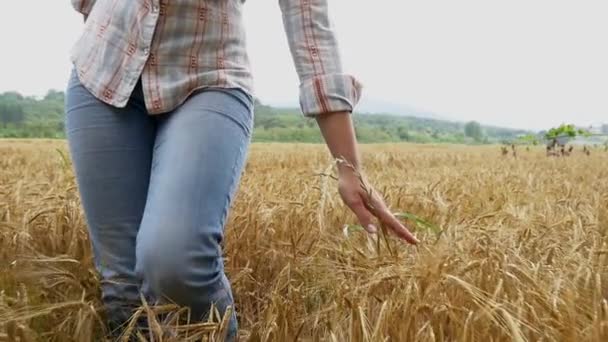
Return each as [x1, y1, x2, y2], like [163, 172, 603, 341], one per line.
[64, 69, 252, 339]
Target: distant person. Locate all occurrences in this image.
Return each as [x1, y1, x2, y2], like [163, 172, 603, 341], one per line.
[65, 0, 418, 339]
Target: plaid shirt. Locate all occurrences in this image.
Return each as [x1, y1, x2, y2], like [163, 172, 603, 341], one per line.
[70, 0, 362, 116]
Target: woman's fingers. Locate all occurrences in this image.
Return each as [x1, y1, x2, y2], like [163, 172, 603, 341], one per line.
[378, 206, 419, 244]
[340, 175, 418, 244]
[347, 200, 378, 234]
[366, 192, 419, 245]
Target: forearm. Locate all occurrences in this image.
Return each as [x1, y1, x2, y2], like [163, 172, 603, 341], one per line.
[315, 112, 361, 173]
[71, 0, 96, 16]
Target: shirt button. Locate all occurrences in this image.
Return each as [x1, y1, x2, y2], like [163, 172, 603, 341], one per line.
[152, 5, 159, 13]
[143, 48, 150, 56]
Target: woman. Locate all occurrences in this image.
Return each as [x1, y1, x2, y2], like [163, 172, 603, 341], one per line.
[66, 0, 418, 339]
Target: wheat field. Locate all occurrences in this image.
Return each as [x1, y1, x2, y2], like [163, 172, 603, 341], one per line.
[1, 139, 607, 341]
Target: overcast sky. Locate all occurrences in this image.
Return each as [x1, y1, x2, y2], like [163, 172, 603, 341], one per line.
[0, 1, 606, 130]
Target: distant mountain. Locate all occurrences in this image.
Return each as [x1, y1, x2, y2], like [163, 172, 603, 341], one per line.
[266, 97, 448, 121]
[355, 98, 447, 120]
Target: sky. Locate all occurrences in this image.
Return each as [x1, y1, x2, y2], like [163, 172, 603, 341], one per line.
[0, 1, 607, 130]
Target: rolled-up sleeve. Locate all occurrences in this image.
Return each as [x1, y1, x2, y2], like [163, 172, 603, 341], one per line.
[71, 0, 97, 15]
[279, 0, 363, 117]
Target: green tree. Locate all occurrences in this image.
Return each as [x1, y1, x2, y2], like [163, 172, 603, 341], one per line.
[44, 90, 65, 102]
[397, 126, 410, 141]
[464, 121, 483, 141]
[0, 101, 25, 127]
[545, 124, 590, 140]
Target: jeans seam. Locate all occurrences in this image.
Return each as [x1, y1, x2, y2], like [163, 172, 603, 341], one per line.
[219, 137, 247, 232]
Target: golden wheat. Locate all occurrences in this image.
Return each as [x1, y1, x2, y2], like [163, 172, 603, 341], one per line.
[1, 139, 607, 341]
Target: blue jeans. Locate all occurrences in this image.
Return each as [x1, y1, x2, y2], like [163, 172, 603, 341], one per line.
[64, 69, 252, 339]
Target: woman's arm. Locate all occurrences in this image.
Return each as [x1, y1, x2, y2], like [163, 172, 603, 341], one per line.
[71, 0, 96, 17]
[278, 0, 362, 116]
[279, 0, 417, 244]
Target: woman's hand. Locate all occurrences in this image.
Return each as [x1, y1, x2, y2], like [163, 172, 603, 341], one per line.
[314, 110, 418, 245]
[337, 167, 419, 244]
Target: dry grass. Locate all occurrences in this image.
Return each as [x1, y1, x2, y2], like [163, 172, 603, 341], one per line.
[1, 139, 607, 341]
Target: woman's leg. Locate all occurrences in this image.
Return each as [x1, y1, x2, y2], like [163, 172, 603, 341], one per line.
[64, 70, 156, 333]
[135, 87, 253, 340]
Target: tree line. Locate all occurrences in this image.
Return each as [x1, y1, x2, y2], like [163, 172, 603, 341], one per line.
[0, 90, 530, 143]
